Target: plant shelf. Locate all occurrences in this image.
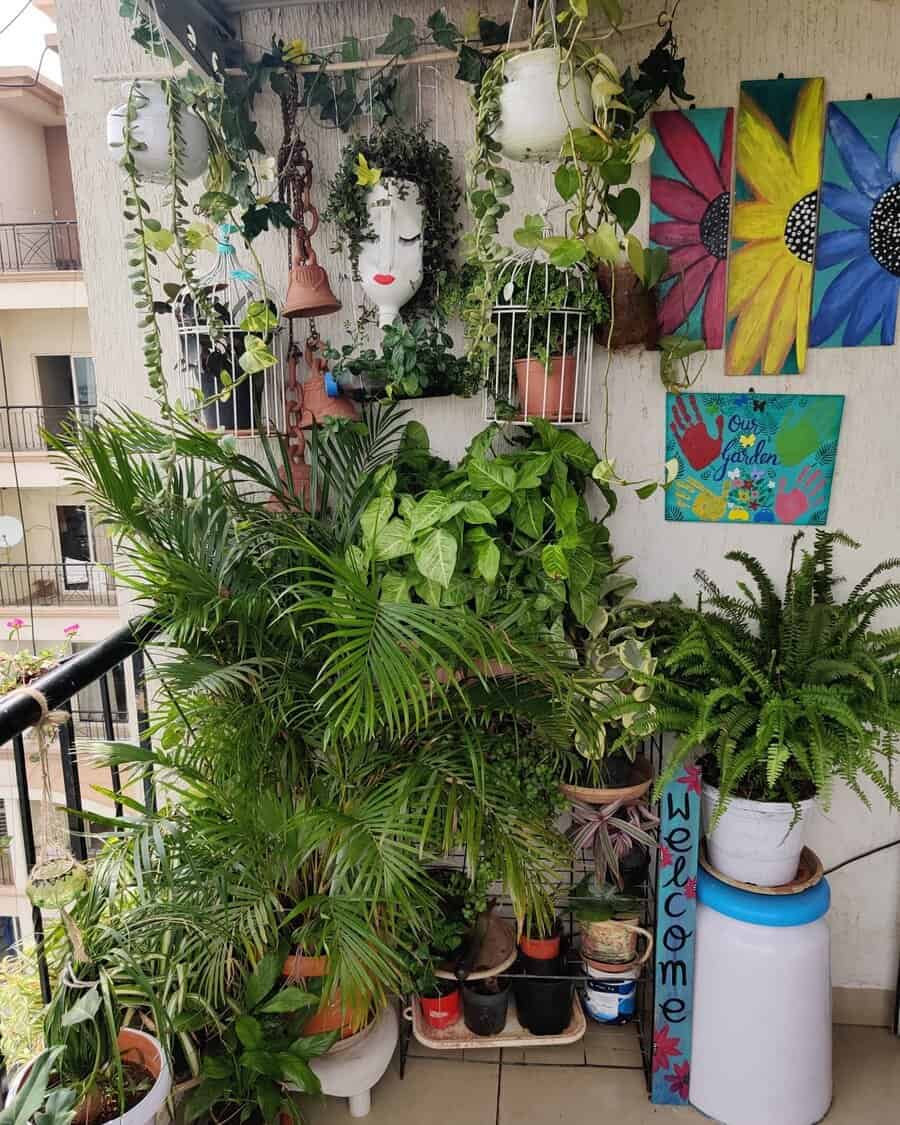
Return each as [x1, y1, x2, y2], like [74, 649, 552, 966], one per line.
[410, 993, 586, 1051]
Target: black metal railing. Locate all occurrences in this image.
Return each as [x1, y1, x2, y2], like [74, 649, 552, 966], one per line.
[0, 404, 96, 451]
[0, 563, 116, 608]
[0, 222, 81, 272]
[0, 620, 152, 1005]
[0, 843, 12, 885]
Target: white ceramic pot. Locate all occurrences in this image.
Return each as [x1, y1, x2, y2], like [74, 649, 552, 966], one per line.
[702, 782, 816, 887]
[495, 48, 592, 162]
[5, 1028, 172, 1124]
[107, 81, 209, 182]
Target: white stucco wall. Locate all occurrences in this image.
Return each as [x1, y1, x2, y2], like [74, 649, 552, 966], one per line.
[0, 106, 54, 223]
[55, 0, 900, 994]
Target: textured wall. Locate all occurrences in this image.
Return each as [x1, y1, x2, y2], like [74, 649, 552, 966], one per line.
[56, 0, 900, 992]
[0, 106, 54, 223]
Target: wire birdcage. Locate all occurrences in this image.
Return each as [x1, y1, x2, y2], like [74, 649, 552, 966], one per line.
[173, 225, 285, 436]
[483, 252, 595, 426]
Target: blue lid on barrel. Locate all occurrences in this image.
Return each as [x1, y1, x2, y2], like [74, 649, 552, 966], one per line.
[697, 868, 831, 926]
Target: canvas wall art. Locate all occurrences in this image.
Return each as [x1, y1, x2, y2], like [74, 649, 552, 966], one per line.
[650, 108, 734, 348]
[726, 77, 826, 375]
[665, 392, 844, 525]
[811, 98, 900, 348]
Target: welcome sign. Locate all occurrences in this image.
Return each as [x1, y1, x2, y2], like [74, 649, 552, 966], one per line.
[665, 392, 844, 525]
[651, 765, 702, 1106]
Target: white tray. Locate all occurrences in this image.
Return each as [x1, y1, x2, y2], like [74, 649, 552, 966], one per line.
[411, 993, 586, 1050]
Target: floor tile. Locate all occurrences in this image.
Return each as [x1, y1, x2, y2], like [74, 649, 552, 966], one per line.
[497, 1065, 699, 1124]
[501, 1040, 585, 1065]
[825, 1025, 900, 1124]
[582, 1018, 645, 1068]
[304, 1055, 499, 1124]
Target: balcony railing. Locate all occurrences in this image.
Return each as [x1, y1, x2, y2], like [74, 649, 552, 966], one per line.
[0, 620, 151, 1003]
[0, 404, 96, 451]
[0, 563, 116, 608]
[0, 221, 81, 272]
[0, 843, 12, 885]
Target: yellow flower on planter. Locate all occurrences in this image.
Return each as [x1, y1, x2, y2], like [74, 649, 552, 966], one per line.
[739, 433, 757, 448]
[283, 38, 310, 64]
[727, 78, 825, 374]
[355, 153, 382, 189]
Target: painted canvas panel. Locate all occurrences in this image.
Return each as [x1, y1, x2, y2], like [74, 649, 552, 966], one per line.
[650, 108, 734, 348]
[665, 392, 843, 525]
[726, 77, 826, 375]
[811, 98, 900, 348]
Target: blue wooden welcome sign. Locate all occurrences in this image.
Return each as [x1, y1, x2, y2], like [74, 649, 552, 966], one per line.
[651, 763, 702, 1105]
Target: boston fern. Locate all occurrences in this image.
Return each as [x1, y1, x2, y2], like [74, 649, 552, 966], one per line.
[624, 531, 900, 812]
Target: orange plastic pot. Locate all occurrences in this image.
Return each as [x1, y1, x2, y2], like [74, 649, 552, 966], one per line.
[514, 355, 577, 421]
[419, 983, 461, 1030]
[283, 952, 328, 980]
[519, 930, 561, 960]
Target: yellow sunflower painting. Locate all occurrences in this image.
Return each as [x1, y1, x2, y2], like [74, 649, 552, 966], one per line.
[726, 77, 825, 375]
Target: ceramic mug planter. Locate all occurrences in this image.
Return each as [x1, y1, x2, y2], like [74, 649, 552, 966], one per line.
[495, 48, 592, 162]
[514, 356, 577, 420]
[5, 1028, 171, 1125]
[702, 782, 816, 886]
[581, 917, 654, 966]
[107, 81, 209, 183]
[419, 982, 461, 1030]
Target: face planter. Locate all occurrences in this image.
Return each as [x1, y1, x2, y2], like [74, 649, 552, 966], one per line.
[358, 178, 424, 326]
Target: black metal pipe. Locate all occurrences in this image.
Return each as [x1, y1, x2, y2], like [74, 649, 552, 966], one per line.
[99, 673, 124, 819]
[0, 618, 152, 745]
[132, 649, 155, 812]
[11, 734, 51, 1004]
[58, 718, 87, 864]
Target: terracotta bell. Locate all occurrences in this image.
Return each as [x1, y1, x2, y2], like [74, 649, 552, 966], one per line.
[283, 242, 341, 320]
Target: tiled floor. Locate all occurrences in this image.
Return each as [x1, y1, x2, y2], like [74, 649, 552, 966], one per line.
[304, 1022, 900, 1123]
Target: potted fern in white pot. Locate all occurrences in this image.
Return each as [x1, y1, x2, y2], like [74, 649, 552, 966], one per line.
[618, 531, 900, 886]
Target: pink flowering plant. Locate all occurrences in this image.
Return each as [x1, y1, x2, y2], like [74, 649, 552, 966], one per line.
[0, 620, 79, 697]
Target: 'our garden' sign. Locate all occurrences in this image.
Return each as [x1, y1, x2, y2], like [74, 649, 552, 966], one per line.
[651, 764, 701, 1105]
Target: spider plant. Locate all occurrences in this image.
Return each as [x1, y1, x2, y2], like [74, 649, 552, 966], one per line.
[568, 798, 658, 888]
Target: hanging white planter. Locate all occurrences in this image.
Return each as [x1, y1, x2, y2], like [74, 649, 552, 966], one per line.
[495, 48, 592, 162]
[107, 81, 209, 183]
[702, 783, 816, 886]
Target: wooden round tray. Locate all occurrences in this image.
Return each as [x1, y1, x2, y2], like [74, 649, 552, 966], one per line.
[699, 842, 824, 895]
[435, 915, 517, 982]
[560, 756, 653, 805]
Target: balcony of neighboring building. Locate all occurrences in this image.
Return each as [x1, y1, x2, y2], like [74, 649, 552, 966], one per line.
[0, 352, 95, 488]
[0, 68, 86, 309]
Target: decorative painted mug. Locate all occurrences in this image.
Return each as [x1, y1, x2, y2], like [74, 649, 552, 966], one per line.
[581, 917, 654, 966]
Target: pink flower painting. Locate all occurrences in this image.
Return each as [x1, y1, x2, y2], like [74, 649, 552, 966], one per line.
[666, 1060, 691, 1100]
[651, 108, 735, 348]
[653, 1023, 683, 1073]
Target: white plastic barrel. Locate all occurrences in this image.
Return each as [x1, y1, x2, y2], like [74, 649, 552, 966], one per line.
[690, 869, 832, 1125]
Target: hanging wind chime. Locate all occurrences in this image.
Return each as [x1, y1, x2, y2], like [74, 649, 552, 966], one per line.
[272, 71, 355, 506]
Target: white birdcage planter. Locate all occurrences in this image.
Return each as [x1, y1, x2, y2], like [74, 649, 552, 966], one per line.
[173, 226, 285, 436]
[483, 253, 595, 426]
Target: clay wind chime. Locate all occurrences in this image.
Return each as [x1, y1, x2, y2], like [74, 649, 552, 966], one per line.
[276, 71, 355, 505]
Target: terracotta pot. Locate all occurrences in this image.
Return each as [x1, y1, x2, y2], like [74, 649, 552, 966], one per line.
[514, 355, 577, 421]
[519, 923, 561, 961]
[283, 952, 355, 1039]
[581, 917, 654, 966]
[560, 756, 653, 806]
[419, 982, 461, 1030]
[283, 952, 328, 980]
[596, 263, 658, 351]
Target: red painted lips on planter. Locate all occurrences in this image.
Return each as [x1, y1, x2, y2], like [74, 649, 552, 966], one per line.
[373, 273, 396, 285]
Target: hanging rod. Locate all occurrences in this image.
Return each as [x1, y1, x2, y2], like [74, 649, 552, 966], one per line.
[93, 13, 665, 83]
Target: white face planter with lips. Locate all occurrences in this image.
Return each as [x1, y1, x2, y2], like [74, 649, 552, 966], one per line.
[358, 178, 425, 327]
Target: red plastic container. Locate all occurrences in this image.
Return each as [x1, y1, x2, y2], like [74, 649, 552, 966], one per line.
[419, 984, 461, 1030]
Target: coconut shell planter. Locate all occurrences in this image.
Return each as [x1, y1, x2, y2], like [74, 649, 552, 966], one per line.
[596, 263, 659, 350]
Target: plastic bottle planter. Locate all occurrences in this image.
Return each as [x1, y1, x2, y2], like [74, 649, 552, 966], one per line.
[581, 917, 654, 966]
[419, 982, 461, 1030]
[107, 81, 209, 183]
[495, 48, 592, 162]
[582, 962, 640, 1025]
[702, 783, 816, 886]
[462, 978, 511, 1036]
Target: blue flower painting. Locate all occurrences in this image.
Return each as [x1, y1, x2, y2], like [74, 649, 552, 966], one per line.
[811, 99, 900, 348]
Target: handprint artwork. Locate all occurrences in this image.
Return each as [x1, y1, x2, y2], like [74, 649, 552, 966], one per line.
[665, 392, 843, 525]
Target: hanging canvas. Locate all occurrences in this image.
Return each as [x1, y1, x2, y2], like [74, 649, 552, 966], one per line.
[726, 77, 826, 375]
[650, 108, 734, 348]
[811, 98, 900, 348]
[665, 392, 843, 525]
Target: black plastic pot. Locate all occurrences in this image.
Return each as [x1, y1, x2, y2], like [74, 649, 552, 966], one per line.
[514, 972, 574, 1036]
[462, 979, 510, 1037]
[619, 843, 651, 890]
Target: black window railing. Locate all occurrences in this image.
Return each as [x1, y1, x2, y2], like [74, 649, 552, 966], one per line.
[0, 563, 116, 608]
[0, 843, 12, 886]
[0, 404, 96, 451]
[0, 620, 152, 1003]
[0, 222, 81, 272]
